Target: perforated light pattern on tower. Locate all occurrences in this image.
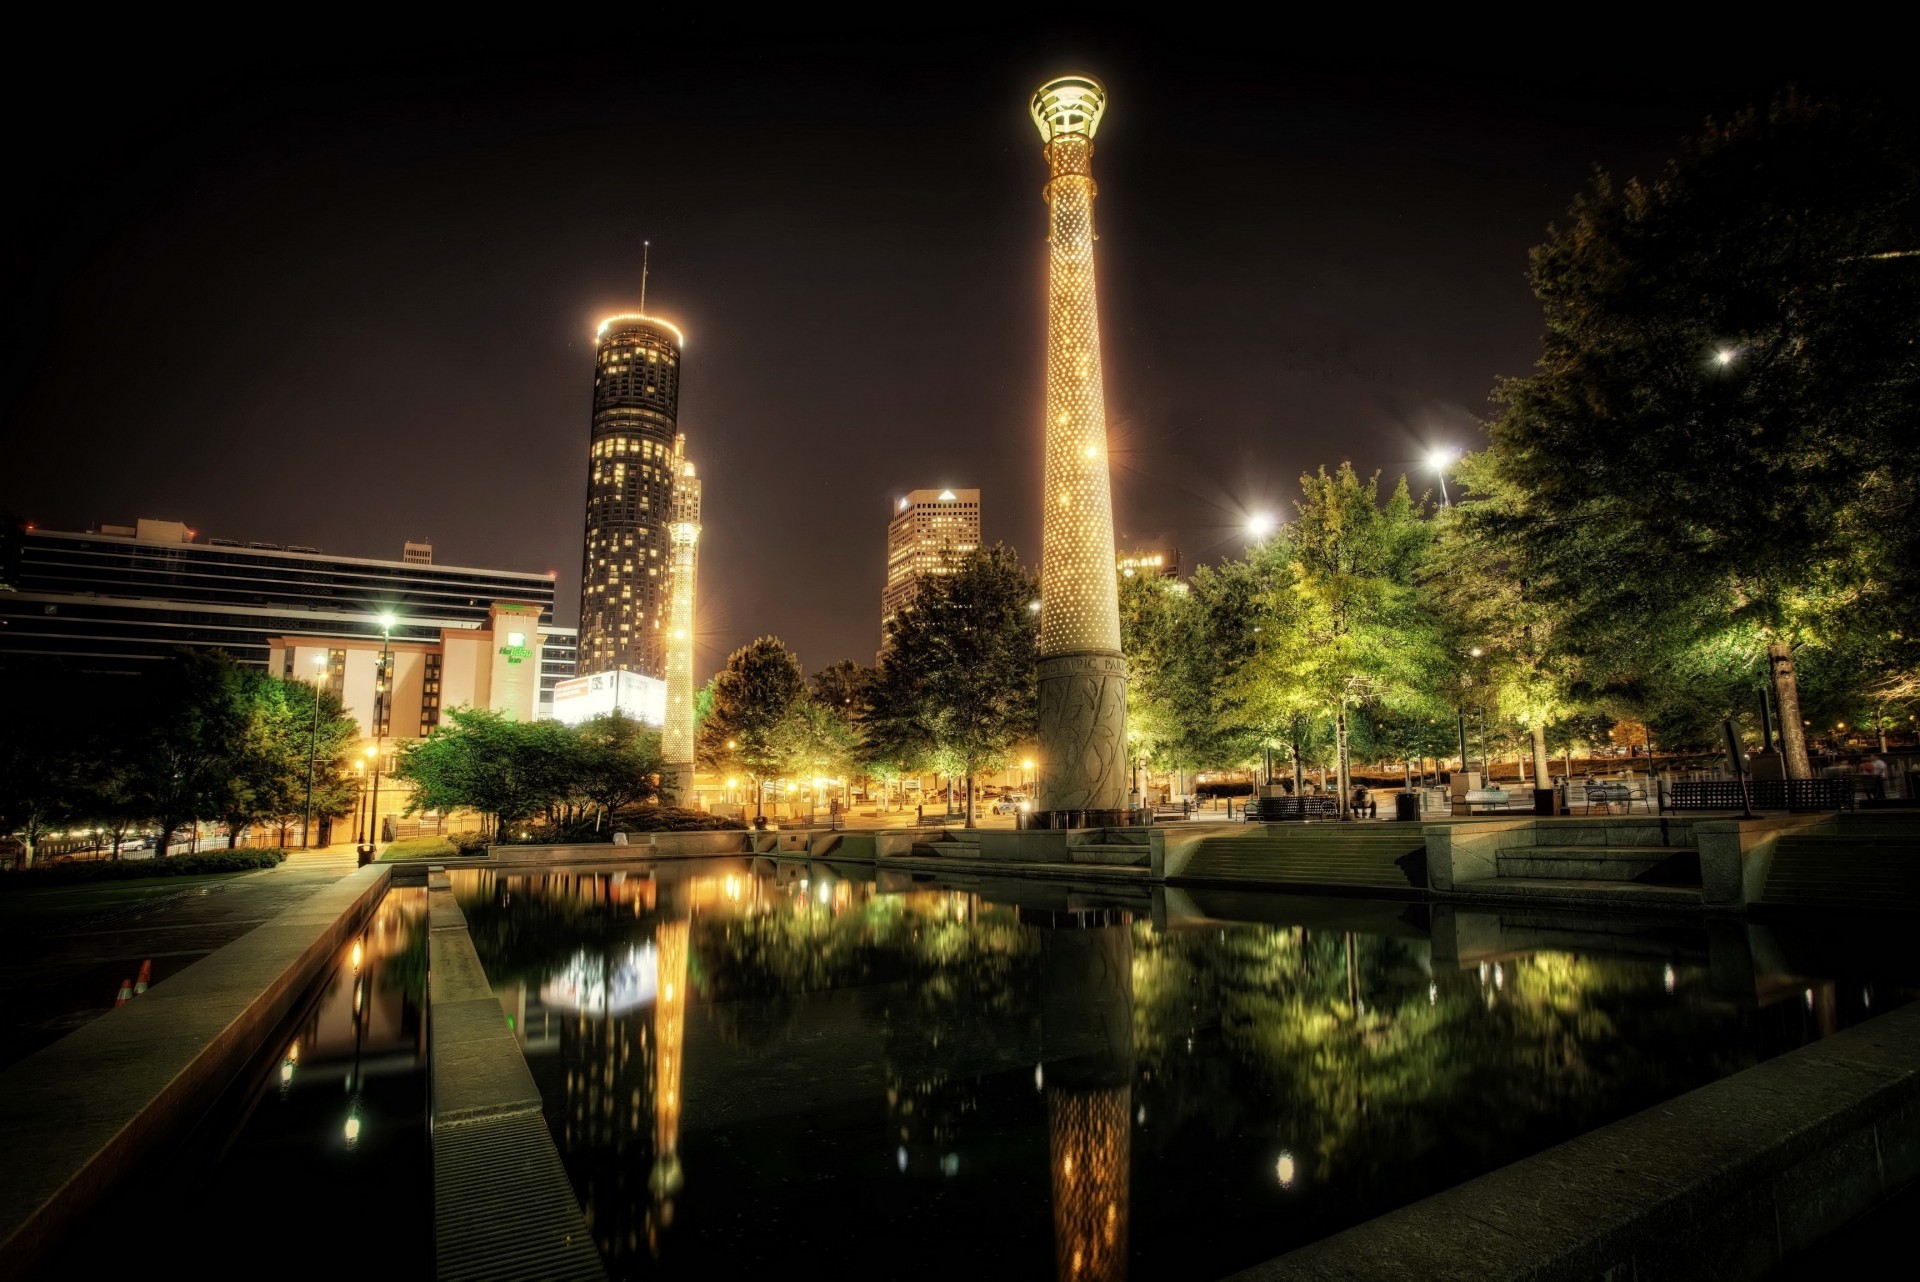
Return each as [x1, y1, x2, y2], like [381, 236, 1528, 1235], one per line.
[662, 451, 700, 777]
[1039, 128, 1120, 657]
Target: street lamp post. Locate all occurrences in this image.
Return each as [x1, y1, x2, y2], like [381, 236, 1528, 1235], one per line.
[302, 653, 327, 849]
[1426, 448, 1458, 507]
[359, 613, 396, 865]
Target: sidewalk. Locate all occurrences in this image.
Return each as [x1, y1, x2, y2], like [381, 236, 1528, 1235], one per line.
[0, 847, 363, 1070]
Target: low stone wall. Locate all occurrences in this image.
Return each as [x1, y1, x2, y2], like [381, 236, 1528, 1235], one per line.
[1232, 1000, 1920, 1281]
[0, 862, 391, 1272]
[426, 871, 604, 1280]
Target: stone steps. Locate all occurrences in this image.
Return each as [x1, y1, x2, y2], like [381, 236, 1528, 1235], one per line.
[1497, 846, 1701, 886]
[1450, 877, 1704, 911]
[1762, 832, 1920, 911]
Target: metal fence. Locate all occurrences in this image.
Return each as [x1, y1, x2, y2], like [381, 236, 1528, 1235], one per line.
[1666, 778, 1853, 812]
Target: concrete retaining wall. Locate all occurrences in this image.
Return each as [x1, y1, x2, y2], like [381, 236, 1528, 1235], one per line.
[0, 862, 392, 1272]
[1232, 1000, 1920, 1281]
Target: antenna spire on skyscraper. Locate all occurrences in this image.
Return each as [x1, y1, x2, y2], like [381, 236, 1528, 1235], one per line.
[640, 239, 651, 313]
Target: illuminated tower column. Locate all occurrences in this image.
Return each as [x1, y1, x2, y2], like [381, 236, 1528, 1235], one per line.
[1030, 75, 1130, 821]
[662, 440, 701, 799]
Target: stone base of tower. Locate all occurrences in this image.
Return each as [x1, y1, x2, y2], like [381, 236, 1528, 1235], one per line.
[662, 762, 695, 806]
[1033, 651, 1134, 826]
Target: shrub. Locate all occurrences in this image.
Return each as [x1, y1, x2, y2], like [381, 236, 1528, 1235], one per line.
[449, 831, 491, 857]
[614, 805, 747, 833]
[2, 849, 287, 886]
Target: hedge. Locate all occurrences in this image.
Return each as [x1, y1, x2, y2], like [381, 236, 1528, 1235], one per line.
[1, 849, 287, 886]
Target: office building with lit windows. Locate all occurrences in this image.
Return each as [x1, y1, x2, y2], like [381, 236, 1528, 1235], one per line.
[880, 488, 981, 648]
[579, 313, 688, 679]
[0, 518, 574, 709]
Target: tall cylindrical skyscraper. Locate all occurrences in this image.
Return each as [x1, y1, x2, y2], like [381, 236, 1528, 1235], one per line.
[1030, 75, 1130, 823]
[581, 314, 684, 679]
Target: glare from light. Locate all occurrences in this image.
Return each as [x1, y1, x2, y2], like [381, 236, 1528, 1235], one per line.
[1247, 513, 1277, 540]
[1028, 600, 1042, 614]
[1276, 1150, 1296, 1188]
[344, 1113, 362, 1148]
[1426, 447, 1458, 473]
[1715, 347, 1737, 366]
[377, 611, 397, 631]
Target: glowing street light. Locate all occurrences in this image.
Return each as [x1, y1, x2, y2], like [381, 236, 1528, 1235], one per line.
[1714, 346, 1738, 367]
[1427, 447, 1459, 506]
[1247, 512, 1277, 541]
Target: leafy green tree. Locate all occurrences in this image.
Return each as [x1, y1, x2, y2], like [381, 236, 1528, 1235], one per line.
[1276, 465, 1441, 814]
[0, 689, 90, 867]
[697, 636, 809, 821]
[867, 546, 1037, 826]
[1481, 94, 1920, 779]
[572, 712, 665, 824]
[393, 707, 565, 838]
[134, 650, 254, 856]
[1120, 571, 1226, 793]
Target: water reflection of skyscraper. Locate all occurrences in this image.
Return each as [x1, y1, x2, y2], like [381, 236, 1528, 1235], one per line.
[498, 887, 693, 1268]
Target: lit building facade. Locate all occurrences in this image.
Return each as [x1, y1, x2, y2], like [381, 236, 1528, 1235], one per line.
[881, 488, 981, 648]
[268, 600, 549, 741]
[662, 458, 702, 796]
[1118, 548, 1179, 580]
[0, 518, 569, 694]
[1029, 75, 1131, 822]
[579, 314, 687, 680]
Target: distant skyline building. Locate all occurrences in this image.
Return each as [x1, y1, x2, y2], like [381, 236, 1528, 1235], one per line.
[0, 517, 574, 708]
[1029, 74, 1131, 822]
[579, 309, 686, 679]
[881, 487, 981, 647]
[1117, 548, 1179, 580]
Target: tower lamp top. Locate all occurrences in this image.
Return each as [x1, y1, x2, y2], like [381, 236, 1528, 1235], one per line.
[1030, 74, 1107, 144]
[595, 314, 685, 347]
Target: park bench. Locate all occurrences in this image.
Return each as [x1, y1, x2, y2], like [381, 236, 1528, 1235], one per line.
[1582, 781, 1649, 814]
[1459, 788, 1512, 814]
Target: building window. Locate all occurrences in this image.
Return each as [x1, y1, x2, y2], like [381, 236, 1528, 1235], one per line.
[420, 653, 442, 736]
[327, 648, 346, 701]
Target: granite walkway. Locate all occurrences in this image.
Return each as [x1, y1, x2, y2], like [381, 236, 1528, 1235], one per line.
[0, 847, 363, 1070]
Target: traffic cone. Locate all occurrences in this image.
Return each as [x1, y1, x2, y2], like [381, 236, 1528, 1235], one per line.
[133, 959, 152, 996]
[114, 978, 133, 1007]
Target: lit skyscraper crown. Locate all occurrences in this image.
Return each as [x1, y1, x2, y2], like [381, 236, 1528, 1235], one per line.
[1030, 75, 1107, 144]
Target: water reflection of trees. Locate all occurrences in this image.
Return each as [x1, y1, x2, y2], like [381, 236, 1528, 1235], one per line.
[1129, 925, 1751, 1205]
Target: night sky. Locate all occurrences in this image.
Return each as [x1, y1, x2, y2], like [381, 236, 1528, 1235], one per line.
[1, 25, 1890, 679]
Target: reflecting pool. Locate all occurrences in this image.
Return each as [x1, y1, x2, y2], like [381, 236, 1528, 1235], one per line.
[40, 886, 431, 1279]
[452, 861, 1911, 1281]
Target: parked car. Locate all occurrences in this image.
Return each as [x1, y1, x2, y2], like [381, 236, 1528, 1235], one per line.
[990, 795, 1030, 815]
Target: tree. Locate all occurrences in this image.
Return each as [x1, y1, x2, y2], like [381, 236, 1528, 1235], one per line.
[0, 689, 90, 868]
[573, 712, 664, 824]
[392, 707, 566, 838]
[133, 650, 254, 855]
[1482, 94, 1920, 780]
[1120, 571, 1224, 794]
[867, 545, 1037, 827]
[1276, 465, 1441, 815]
[698, 637, 808, 821]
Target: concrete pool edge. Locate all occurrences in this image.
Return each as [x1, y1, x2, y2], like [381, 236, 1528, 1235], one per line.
[425, 868, 605, 1281]
[1231, 1000, 1920, 1281]
[0, 860, 392, 1273]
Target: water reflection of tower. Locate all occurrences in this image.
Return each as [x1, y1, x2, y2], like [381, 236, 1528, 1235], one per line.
[1035, 909, 1134, 1282]
[648, 916, 690, 1250]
